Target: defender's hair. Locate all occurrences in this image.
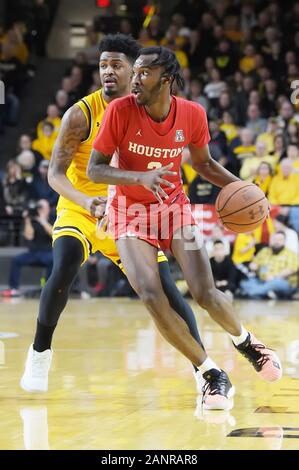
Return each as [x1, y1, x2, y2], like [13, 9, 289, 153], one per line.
[138, 46, 185, 91]
[98, 33, 140, 62]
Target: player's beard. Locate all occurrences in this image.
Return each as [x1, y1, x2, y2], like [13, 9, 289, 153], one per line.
[103, 85, 118, 97]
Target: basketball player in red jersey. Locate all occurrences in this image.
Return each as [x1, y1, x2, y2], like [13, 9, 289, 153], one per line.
[88, 47, 282, 410]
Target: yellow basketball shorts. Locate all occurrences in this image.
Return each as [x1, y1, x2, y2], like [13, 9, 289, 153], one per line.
[52, 208, 167, 269]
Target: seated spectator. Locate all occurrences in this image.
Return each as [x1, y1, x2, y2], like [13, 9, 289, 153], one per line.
[185, 30, 206, 74]
[166, 40, 189, 69]
[16, 149, 37, 176]
[188, 79, 209, 110]
[248, 89, 261, 108]
[17, 134, 43, 172]
[210, 240, 237, 299]
[0, 160, 28, 216]
[256, 117, 279, 154]
[252, 162, 273, 196]
[233, 74, 255, 126]
[276, 101, 296, 134]
[260, 79, 278, 118]
[224, 15, 244, 43]
[209, 120, 227, 158]
[270, 133, 287, 162]
[228, 128, 256, 175]
[245, 103, 267, 139]
[240, 231, 298, 299]
[1, 199, 53, 298]
[55, 89, 69, 115]
[160, 23, 185, 49]
[214, 39, 237, 78]
[286, 122, 299, 146]
[138, 28, 158, 47]
[209, 90, 237, 121]
[273, 215, 299, 254]
[203, 68, 226, 103]
[219, 111, 238, 143]
[32, 121, 56, 160]
[205, 224, 231, 258]
[61, 76, 78, 106]
[1, 25, 29, 65]
[36, 104, 61, 138]
[232, 231, 256, 266]
[268, 159, 299, 205]
[239, 44, 257, 74]
[28, 160, 58, 209]
[276, 144, 299, 175]
[240, 140, 278, 180]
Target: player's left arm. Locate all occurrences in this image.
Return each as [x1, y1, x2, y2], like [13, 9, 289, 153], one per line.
[188, 102, 240, 188]
[189, 144, 240, 188]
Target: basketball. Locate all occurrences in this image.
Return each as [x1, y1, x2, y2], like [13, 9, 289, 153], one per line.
[215, 181, 269, 233]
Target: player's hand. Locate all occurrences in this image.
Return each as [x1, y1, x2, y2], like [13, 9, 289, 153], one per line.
[97, 214, 108, 233]
[84, 196, 107, 218]
[140, 163, 177, 204]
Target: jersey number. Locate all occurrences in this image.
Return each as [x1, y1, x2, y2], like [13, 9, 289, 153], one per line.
[147, 162, 162, 170]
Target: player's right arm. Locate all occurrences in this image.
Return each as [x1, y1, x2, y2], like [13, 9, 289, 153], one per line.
[87, 151, 176, 204]
[48, 105, 106, 217]
[88, 100, 176, 203]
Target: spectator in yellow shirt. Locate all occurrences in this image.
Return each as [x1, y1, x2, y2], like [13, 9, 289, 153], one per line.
[268, 159, 299, 205]
[276, 145, 299, 176]
[240, 140, 278, 180]
[37, 104, 61, 139]
[1, 25, 29, 65]
[239, 44, 257, 74]
[32, 122, 56, 161]
[270, 134, 287, 163]
[220, 111, 238, 143]
[252, 162, 273, 196]
[232, 231, 256, 265]
[256, 117, 279, 153]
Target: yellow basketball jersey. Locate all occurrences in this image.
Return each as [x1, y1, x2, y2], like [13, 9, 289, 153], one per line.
[56, 89, 108, 214]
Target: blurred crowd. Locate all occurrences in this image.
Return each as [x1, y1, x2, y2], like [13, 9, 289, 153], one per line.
[0, 0, 298, 299]
[0, 0, 57, 134]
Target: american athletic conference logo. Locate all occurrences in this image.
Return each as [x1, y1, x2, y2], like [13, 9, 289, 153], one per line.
[175, 130, 185, 142]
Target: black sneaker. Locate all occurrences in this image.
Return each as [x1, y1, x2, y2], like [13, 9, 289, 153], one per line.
[233, 333, 282, 382]
[202, 369, 235, 410]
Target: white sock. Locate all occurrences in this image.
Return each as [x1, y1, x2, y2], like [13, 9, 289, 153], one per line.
[229, 325, 249, 346]
[197, 357, 221, 376]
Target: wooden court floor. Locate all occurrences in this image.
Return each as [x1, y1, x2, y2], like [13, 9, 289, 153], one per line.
[0, 297, 298, 450]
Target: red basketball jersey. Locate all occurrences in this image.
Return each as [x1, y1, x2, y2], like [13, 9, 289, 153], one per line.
[93, 94, 210, 206]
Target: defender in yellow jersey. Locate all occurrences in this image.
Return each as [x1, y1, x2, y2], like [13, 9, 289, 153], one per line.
[20, 35, 206, 396]
[52, 88, 122, 265]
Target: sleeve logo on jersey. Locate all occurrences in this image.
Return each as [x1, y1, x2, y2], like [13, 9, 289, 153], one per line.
[175, 130, 185, 142]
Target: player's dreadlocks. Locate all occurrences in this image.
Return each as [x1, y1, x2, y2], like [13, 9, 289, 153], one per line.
[138, 46, 185, 92]
[98, 33, 140, 63]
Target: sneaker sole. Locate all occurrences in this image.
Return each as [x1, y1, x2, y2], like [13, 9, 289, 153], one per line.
[20, 377, 48, 393]
[203, 385, 236, 411]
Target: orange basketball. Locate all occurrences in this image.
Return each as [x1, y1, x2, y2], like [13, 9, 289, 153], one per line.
[215, 181, 269, 233]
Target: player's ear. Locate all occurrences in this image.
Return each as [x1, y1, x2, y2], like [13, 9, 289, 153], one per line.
[161, 75, 171, 85]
